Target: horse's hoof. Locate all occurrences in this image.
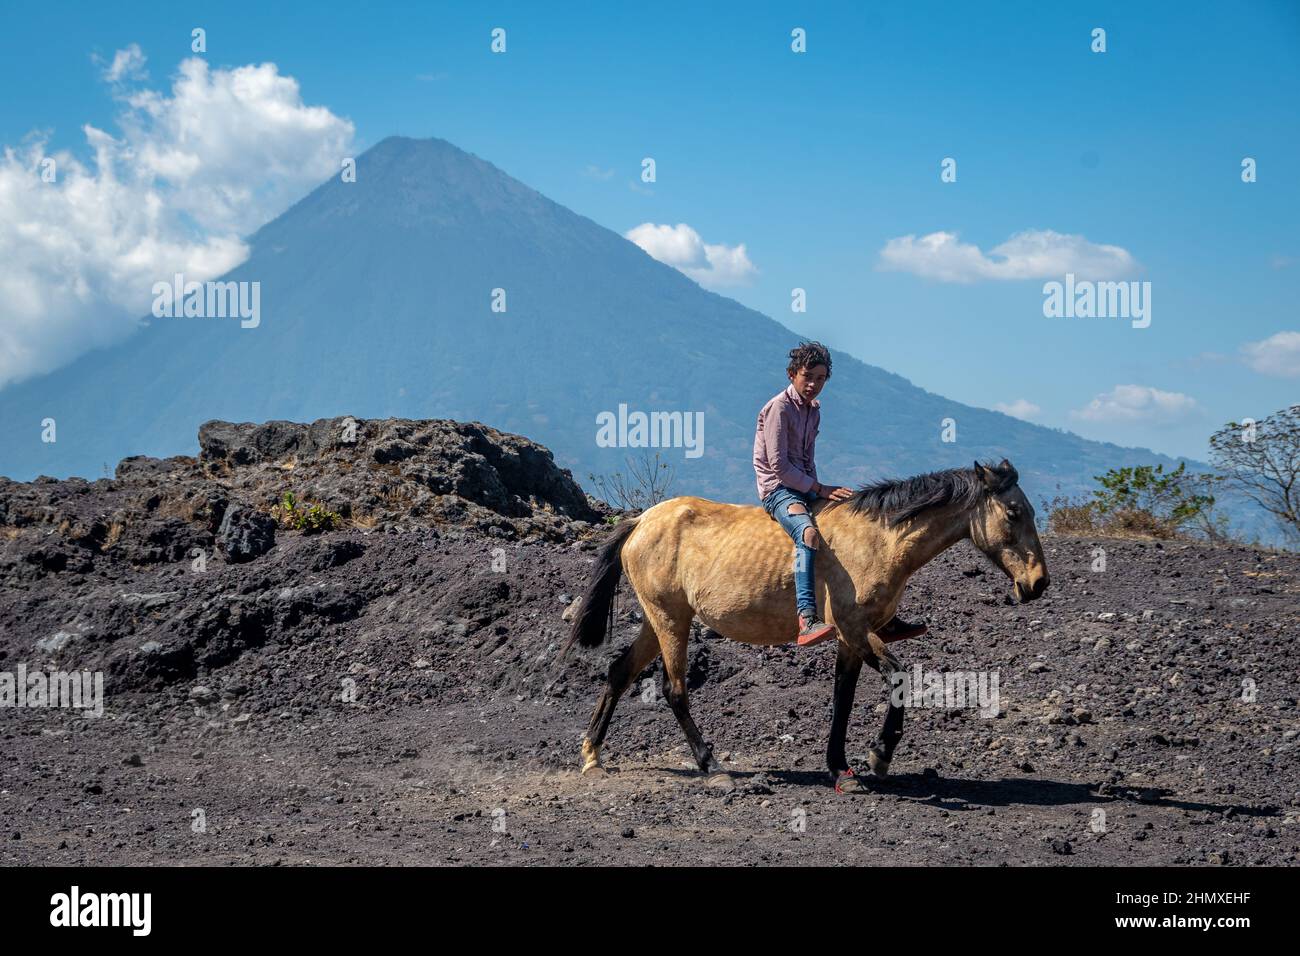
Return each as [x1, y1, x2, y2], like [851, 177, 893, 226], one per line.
[866, 749, 891, 777]
[580, 739, 605, 776]
[834, 767, 888, 791]
[705, 771, 735, 791]
[833, 769, 864, 794]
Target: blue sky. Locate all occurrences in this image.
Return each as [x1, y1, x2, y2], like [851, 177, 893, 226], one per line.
[2, 0, 1297, 460]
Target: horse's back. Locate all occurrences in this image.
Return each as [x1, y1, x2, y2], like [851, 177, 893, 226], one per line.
[625, 494, 788, 601]
[632, 495, 772, 544]
[642, 494, 761, 521]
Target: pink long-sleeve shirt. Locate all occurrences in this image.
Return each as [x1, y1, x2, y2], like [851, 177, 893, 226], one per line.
[753, 383, 820, 500]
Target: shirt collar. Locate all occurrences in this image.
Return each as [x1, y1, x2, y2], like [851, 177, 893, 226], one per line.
[785, 382, 818, 410]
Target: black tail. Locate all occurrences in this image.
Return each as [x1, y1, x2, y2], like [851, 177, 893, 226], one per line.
[565, 518, 639, 653]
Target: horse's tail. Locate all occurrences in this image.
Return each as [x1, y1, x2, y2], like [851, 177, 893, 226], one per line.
[565, 517, 639, 653]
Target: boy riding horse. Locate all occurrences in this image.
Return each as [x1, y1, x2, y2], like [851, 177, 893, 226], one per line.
[753, 341, 928, 646]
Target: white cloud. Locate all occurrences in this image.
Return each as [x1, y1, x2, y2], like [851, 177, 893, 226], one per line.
[0, 50, 354, 389]
[1240, 331, 1300, 378]
[994, 399, 1041, 420]
[582, 164, 614, 180]
[877, 229, 1139, 283]
[1070, 385, 1200, 425]
[625, 222, 758, 288]
[100, 43, 148, 83]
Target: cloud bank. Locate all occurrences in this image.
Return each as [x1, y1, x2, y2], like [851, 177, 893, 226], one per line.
[878, 229, 1139, 283]
[0, 50, 354, 388]
[1240, 330, 1300, 378]
[994, 399, 1041, 421]
[625, 222, 758, 289]
[1070, 385, 1199, 425]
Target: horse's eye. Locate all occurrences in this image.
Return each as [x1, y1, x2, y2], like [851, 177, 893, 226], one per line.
[1005, 507, 1019, 521]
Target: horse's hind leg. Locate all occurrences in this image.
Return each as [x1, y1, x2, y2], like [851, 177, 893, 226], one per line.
[861, 652, 905, 777]
[580, 622, 661, 775]
[869, 700, 905, 776]
[653, 607, 725, 778]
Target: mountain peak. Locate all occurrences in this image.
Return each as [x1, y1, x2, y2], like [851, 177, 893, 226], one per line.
[267, 133, 553, 231]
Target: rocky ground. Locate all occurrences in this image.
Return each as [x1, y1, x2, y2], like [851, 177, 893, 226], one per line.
[1, 420, 1297, 866]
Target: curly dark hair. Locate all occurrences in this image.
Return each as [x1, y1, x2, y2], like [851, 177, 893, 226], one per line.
[786, 340, 832, 379]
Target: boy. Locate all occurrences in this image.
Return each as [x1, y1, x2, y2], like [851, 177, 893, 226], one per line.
[753, 341, 928, 647]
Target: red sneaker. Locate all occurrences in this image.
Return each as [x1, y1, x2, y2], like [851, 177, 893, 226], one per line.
[797, 612, 836, 647]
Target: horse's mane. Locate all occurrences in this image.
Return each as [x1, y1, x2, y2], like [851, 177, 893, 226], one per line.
[839, 465, 1011, 526]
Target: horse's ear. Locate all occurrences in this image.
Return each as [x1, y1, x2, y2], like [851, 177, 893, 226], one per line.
[975, 461, 995, 489]
[999, 458, 1019, 487]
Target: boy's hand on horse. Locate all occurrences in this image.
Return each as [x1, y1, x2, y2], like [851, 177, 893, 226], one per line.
[813, 481, 854, 502]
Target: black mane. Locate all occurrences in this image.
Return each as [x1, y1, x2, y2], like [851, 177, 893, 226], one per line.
[842, 465, 1009, 526]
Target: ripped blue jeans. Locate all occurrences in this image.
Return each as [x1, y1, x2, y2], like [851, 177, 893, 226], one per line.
[762, 485, 818, 616]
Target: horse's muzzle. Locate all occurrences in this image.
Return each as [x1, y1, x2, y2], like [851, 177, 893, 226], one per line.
[1015, 574, 1049, 603]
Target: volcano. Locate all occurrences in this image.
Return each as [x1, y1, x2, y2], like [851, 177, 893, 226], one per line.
[0, 135, 1191, 504]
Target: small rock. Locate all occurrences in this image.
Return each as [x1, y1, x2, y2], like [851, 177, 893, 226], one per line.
[35, 632, 75, 654]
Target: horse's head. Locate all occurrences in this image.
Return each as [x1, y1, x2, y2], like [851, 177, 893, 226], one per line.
[969, 459, 1050, 603]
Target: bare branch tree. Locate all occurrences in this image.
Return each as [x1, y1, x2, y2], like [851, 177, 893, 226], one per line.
[1208, 404, 1300, 543]
[588, 450, 677, 513]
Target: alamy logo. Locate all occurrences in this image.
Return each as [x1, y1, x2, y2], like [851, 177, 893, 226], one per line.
[596, 404, 704, 459]
[0, 665, 103, 717]
[152, 273, 261, 328]
[50, 886, 151, 936]
[888, 665, 1000, 718]
[1042, 273, 1150, 328]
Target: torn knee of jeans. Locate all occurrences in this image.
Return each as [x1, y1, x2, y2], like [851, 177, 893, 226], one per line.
[802, 526, 820, 549]
[786, 503, 807, 516]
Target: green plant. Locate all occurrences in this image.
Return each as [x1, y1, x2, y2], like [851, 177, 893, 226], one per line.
[1045, 466, 1225, 541]
[1090, 462, 1214, 537]
[271, 491, 341, 534]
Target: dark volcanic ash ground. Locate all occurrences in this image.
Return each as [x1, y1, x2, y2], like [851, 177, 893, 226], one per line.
[1, 418, 1297, 866]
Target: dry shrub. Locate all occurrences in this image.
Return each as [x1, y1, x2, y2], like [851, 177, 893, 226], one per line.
[1046, 495, 1180, 540]
[1045, 495, 1098, 535]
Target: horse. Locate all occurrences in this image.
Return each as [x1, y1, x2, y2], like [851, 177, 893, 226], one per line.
[565, 458, 1049, 790]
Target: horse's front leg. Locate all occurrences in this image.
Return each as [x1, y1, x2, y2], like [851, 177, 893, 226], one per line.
[826, 640, 863, 790]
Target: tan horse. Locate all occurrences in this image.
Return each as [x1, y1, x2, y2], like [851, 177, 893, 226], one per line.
[566, 459, 1049, 789]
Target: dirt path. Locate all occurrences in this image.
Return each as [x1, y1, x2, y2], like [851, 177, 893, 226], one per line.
[3, 532, 1298, 866]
